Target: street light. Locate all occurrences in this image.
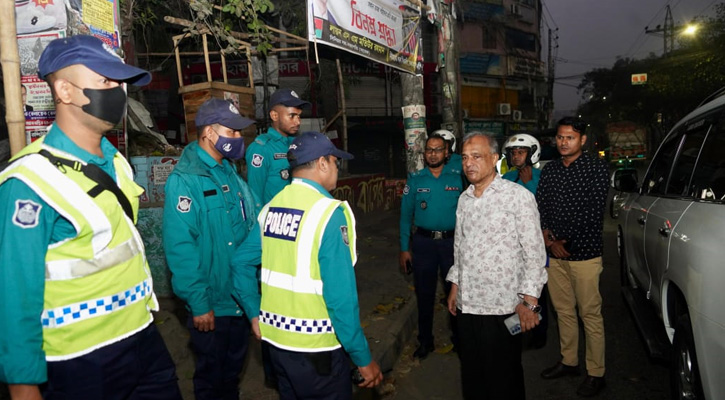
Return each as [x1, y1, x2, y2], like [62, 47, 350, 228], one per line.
[683, 24, 698, 36]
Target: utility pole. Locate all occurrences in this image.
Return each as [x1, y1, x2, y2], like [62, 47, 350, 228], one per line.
[645, 5, 675, 56]
[439, 1, 461, 142]
[546, 28, 558, 128]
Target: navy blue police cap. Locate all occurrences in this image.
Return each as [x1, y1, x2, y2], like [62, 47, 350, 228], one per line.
[269, 88, 311, 108]
[195, 98, 256, 130]
[38, 35, 151, 86]
[287, 131, 353, 168]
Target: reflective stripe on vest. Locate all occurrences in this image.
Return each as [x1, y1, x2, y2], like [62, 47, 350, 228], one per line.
[257, 180, 356, 351]
[0, 139, 157, 361]
[259, 194, 337, 295]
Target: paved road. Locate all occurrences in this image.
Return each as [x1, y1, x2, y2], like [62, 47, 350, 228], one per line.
[372, 206, 671, 400]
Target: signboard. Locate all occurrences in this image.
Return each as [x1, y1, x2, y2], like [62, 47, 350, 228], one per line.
[307, 0, 423, 75]
[508, 56, 545, 78]
[631, 73, 647, 85]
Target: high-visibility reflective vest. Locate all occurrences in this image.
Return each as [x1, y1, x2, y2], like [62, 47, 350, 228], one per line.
[0, 138, 158, 361]
[258, 180, 356, 352]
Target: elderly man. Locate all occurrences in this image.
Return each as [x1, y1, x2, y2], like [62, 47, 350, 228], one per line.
[0, 35, 181, 399]
[446, 132, 547, 400]
[233, 132, 383, 399]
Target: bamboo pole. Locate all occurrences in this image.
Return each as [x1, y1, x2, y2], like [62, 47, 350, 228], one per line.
[336, 59, 348, 172]
[173, 36, 184, 87]
[202, 35, 212, 82]
[0, 1, 26, 156]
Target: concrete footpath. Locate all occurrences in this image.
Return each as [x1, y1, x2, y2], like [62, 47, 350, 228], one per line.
[154, 207, 421, 399]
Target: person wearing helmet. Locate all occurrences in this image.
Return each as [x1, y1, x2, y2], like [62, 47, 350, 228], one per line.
[502, 134, 542, 195]
[502, 134, 549, 350]
[433, 129, 463, 174]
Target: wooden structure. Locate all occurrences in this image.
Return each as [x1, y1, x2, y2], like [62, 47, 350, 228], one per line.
[173, 33, 256, 142]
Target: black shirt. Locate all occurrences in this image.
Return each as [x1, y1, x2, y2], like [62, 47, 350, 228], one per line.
[536, 153, 609, 261]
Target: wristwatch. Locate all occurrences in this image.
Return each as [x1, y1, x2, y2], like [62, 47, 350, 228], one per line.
[522, 299, 542, 314]
[517, 293, 541, 313]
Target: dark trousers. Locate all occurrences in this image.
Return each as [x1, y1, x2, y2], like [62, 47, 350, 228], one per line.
[43, 324, 181, 400]
[412, 234, 455, 346]
[457, 313, 525, 400]
[187, 315, 250, 400]
[532, 283, 550, 342]
[268, 345, 352, 400]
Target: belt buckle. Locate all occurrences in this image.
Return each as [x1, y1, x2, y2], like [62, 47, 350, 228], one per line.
[433, 231, 443, 240]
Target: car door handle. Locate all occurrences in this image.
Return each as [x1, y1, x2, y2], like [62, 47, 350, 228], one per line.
[638, 216, 646, 225]
[659, 227, 670, 237]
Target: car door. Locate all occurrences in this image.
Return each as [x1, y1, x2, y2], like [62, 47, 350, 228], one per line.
[623, 130, 684, 289]
[643, 121, 711, 307]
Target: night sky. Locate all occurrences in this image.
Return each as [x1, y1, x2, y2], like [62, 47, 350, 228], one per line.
[544, 0, 719, 114]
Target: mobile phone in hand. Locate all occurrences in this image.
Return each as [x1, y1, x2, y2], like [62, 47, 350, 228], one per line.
[406, 260, 413, 275]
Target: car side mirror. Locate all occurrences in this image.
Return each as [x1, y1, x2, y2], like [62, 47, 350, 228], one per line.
[611, 169, 638, 192]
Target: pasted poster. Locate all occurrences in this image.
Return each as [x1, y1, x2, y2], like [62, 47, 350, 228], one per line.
[307, 0, 423, 75]
[15, 0, 67, 35]
[67, 0, 121, 49]
[17, 30, 65, 144]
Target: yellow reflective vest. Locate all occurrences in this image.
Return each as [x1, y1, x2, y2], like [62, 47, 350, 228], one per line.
[0, 138, 158, 361]
[258, 180, 356, 352]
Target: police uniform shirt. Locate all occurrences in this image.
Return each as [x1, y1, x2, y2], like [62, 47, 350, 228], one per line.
[444, 153, 463, 175]
[245, 127, 294, 204]
[399, 167, 463, 251]
[231, 178, 373, 367]
[0, 123, 119, 384]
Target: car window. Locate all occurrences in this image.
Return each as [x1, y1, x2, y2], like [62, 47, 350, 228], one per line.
[666, 123, 709, 197]
[690, 112, 725, 201]
[644, 130, 684, 196]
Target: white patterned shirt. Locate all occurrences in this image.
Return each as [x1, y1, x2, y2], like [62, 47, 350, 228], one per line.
[446, 175, 547, 315]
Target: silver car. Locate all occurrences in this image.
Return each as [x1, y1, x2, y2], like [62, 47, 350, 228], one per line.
[613, 93, 725, 400]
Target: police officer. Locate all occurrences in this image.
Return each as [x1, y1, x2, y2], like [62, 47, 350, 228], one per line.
[400, 134, 464, 359]
[232, 131, 383, 398]
[502, 133, 542, 194]
[434, 129, 462, 174]
[0, 35, 181, 399]
[246, 88, 311, 204]
[502, 133, 549, 349]
[163, 98, 260, 400]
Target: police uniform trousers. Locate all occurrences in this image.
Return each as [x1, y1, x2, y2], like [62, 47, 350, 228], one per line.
[268, 345, 352, 400]
[412, 233, 455, 347]
[457, 313, 525, 400]
[42, 324, 182, 400]
[186, 315, 251, 400]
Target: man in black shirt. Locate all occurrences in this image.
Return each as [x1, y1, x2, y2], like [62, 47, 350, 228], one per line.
[535, 117, 609, 398]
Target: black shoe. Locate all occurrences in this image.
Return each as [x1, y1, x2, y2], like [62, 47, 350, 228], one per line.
[577, 375, 606, 397]
[540, 362, 581, 379]
[413, 343, 434, 360]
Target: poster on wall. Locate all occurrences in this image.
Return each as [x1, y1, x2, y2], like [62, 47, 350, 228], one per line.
[14, 0, 67, 36]
[67, 0, 121, 49]
[17, 30, 65, 144]
[307, 0, 423, 75]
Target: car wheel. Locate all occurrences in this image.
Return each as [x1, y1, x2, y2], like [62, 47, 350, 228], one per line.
[671, 313, 704, 400]
[610, 193, 620, 219]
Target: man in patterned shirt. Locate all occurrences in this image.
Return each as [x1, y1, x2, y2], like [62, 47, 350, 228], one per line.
[536, 117, 609, 397]
[446, 132, 547, 400]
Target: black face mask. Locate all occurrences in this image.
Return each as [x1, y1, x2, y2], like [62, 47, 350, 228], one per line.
[68, 81, 127, 125]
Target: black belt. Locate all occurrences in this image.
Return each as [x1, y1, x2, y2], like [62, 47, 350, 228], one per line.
[416, 228, 454, 240]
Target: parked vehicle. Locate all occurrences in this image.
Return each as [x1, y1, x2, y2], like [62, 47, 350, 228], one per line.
[609, 167, 637, 219]
[607, 121, 647, 164]
[613, 93, 725, 400]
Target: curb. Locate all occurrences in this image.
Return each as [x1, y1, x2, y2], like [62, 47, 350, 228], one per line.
[368, 295, 418, 373]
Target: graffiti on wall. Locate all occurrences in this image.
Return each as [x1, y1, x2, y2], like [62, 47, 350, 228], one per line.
[333, 174, 404, 213]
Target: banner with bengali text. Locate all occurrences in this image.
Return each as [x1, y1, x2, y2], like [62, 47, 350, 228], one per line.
[307, 0, 423, 75]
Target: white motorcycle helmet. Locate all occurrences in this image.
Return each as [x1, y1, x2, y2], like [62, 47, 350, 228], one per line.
[432, 129, 456, 152]
[503, 134, 541, 167]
